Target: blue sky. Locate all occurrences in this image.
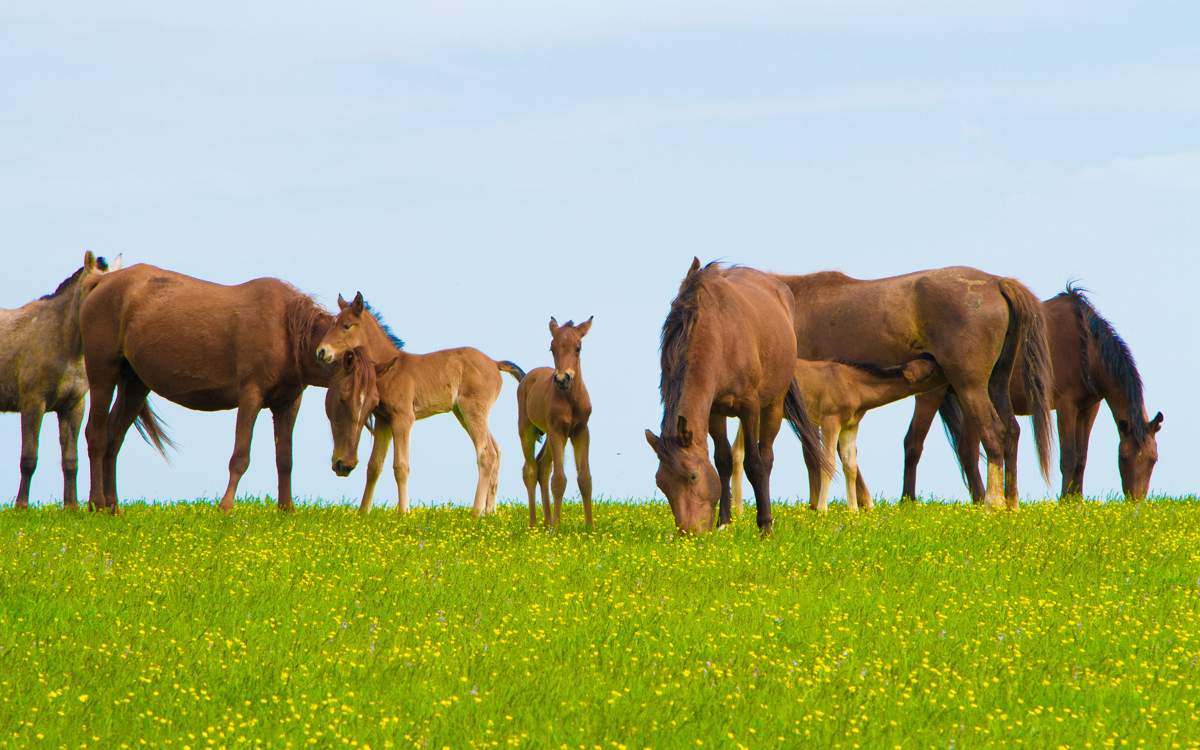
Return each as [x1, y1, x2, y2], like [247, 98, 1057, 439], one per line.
[2, 1, 1196, 506]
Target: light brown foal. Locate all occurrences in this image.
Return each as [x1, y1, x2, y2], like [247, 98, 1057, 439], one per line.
[316, 293, 523, 516]
[734, 356, 946, 512]
[516, 317, 593, 529]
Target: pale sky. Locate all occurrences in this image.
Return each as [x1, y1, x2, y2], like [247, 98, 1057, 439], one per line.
[3, 1, 1196, 506]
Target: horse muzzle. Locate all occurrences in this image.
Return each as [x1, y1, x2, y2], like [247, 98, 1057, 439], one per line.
[332, 458, 357, 477]
[553, 371, 573, 391]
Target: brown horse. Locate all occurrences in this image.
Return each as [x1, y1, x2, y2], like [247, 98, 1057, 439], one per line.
[733, 355, 946, 512]
[646, 259, 825, 535]
[0, 252, 134, 507]
[766, 267, 1054, 510]
[80, 264, 333, 512]
[516, 317, 594, 529]
[316, 292, 524, 516]
[903, 285, 1163, 501]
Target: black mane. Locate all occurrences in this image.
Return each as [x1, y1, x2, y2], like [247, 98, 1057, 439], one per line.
[659, 262, 721, 433]
[37, 256, 109, 301]
[1060, 284, 1149, 443]
[362, 299, 405, 351]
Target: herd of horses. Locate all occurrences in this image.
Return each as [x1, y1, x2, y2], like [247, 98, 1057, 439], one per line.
[0, 252, 1163, 534]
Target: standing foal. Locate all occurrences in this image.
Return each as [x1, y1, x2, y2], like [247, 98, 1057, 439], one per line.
[516, 317, 593, 529]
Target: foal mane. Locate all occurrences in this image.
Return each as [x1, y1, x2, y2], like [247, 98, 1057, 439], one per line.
[362, 299, 406, 351]
[659, 261, 723, 433]
[1059, 283, 1150, 443]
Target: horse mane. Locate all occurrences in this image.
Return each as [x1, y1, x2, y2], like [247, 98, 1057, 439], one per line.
[659, 261, 723, 432]
[833, 355, 935, 380]
[285, 291, 333, 375]
[1059, 283, 1149, 443]
[38, 257, 108, 301]
[362, 299, 406, 351]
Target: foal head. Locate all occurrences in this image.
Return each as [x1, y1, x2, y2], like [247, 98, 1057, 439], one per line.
[316, 292, 370, 365]
[325, 347, 383, 477]
[548, 316, 592, 391]
[645, 417, 722, 535]
[1117, 411, 1163, 500]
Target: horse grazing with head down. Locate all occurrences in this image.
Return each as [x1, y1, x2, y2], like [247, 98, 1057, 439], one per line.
[903, 285, 1162, 501]
[316, 292, 524, 516]
[80, 264, 334, 512]
[0, 251, 138, 507]
[767, 266, 1054, 509]
[647, 259, 825, 535]
[516, 316, 594, 529]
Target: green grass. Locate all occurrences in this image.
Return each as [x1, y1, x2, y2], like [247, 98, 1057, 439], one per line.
[2, 498, 1199, 749]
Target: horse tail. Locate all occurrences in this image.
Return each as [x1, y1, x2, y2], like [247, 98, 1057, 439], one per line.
[133, 398, 176, 459]
[497, 360, 526, 383]
[783, 380, 834, 475]
[998, 278, 1054, 482]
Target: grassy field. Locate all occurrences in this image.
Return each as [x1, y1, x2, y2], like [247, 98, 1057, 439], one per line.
[2, 499, 1199, 749]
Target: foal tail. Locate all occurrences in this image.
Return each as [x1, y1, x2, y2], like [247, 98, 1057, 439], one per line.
[133, 398, 176, 459]
[998, 278, 1054, 482]
[782, 380, 834, 475]
[497, 360, 526, 383]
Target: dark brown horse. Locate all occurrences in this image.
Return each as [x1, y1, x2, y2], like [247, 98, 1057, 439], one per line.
[80, 264, 333, 512]
[646, 259, 824, 534]
[0, 252, 133, 507]
[516, 317, 594, 529]
[770, 267, 1054, 510]
[903, 285, 1162, 500]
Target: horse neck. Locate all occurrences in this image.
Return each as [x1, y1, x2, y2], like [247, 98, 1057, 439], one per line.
[40, 285, 86, 357]
[665, 350, 717, 437]
[1093, 365, 1144, 426]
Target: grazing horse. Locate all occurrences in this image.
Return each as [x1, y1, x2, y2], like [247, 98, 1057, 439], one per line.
[646, 259, 824, 535]
[903, 285, 1163, 500]
[516, 316, 594, 529]
[0, 252, 134, 507]
[766, 267, 1054, 510]
[316, 292, 524, 516]
[80, 265, 334, 512]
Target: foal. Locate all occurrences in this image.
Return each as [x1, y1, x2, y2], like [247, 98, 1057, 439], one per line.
[317, 293, 524, 516]
[516, 317, 593, 529]
[734, 355, 946, 512]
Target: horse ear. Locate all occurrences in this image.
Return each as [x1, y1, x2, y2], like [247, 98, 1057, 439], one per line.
[549, 317, 560, 336]
[108, 254, 123, 271]
[337, 294, 349, 310]
[351, 292, 365, 316]
[576, 316, 593, 337]
[676, 415, 694, 447]
[83, 250, 96, 270]
[1150, 412, 1164, 432]
[645, 429, 665, 458]
[687, 257, 702, 277]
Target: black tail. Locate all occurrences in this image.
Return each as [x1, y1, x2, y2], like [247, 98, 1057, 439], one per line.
[133, 398, 175, 459]
[998, 278, 1054, 482]
[497, 360, 526, 382]
[937, 388, 978, 486]
[783, 380, 834, 475]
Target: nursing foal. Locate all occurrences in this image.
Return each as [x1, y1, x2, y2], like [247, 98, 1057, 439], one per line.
[516, 317, 593, 529]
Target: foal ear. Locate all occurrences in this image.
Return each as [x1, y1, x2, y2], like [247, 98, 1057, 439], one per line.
[675, 415, 694, 447]
[686, 257, 702, 277]
[351, 292, 365, 316]
[549, 317, 560, 336]
[83, 250, 96, 270]
[337, 294, 349, 310]
[576, 316, 593, 337]
[1150, 412, 1164, 432]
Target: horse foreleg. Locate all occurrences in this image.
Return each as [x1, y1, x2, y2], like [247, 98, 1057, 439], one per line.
[219, 390, 263, 512]
[16, 402, 45, 509]
[271, 396, 302, 511]
[519, 423, 541, 527]
[58, 401, 84, 509]
[545, 432, 568, 528]
[1056, 403, 1080, 498]
[360, 420, 393, 513]
[1074, 402, 1100, 499]
[571, 425, 593, 529]
[753, 402, 784, 534]
[709, 415, 733, 528]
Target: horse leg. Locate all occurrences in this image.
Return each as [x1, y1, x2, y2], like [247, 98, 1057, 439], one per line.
[816, 419, 841, 513]
[856, 471, 873, 511]
[453, 404, 498, 518]
[536, 442, 552, 527]
[952, 421, 986, 504]
[218, 389, 264, 512]
[485, 434, 502, 514]
[839, 424, 860, 512]
[902, 388, 944, 501]
[58, 400, 84, 509]
[730, 422, 745, 515]
[1074, 402, 1101, 498]
[740, 406, 777, 534]
[754, 401, 784, 530]
[571, 425, 593, 529]
[519, 422, 541, 527]
[101, 375, 152, 513]
[391, 413, 414, 513]
[360, 420, 393, 513]
[16, 402, 45, 509]
[84, 377, 117, 512]
[1056, 402, 1080, 498]
[710, 415, 734, 528]
[545, 432, 568, 528]
[953, 386, 1007, 509]
[270, 396, 302, 511]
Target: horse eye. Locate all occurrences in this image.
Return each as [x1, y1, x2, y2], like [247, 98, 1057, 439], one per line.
[343, 323, 353, 331]
[689, 473, 699, 483]
[576, 346, 581, 353]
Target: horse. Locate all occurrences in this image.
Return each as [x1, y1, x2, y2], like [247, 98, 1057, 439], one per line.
[902, 285, 1163, 501]
[0, 252, 136, 508]
[315, 292, 524, 516]
[731, 356, 946, 512]
[515, 316, 594, 529]
[765, 267, 1054, 510]
[80, 264, 334, 512]
[646, 259, 825, 535]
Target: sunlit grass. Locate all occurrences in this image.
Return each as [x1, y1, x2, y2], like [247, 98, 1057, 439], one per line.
[2, 498, 1199, 748]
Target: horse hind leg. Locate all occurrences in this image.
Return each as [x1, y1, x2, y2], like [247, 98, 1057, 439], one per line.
[84, 374, 117, 512]
[15, 402, 46, 509]
[952, 386, 1007, 509]
[485, 434, 501, 514]
[58, 400, 85, 509]
[103, 373, 153, 512]
[453, 402, 499, 518]
[219, 388, 264, 512]
[902, 388, 944, 501]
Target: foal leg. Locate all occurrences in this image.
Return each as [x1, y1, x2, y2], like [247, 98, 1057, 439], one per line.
[571, 425, 594, 529]
[391, 413, 414, 513]
[58, 400, 84, 509]
[546, 432, 568, 528]
[271, 395, 302, 511]
[519, 423, 541, 527]
[1056, 403, 1081, 498]
[536, 443, 552, 527]
[485, 434, 502, 514]
[454, 403, 499, 518]
[838, 424, 861, 512]
[902, 388, 944, 501]
[16, 401, 45, 509]
[219, 389, 264, 512]
[816, 420, 841, 513]
[360, 420, 393, 513]
[730, 423, 745, 515]
[709, 415, 734, 528]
